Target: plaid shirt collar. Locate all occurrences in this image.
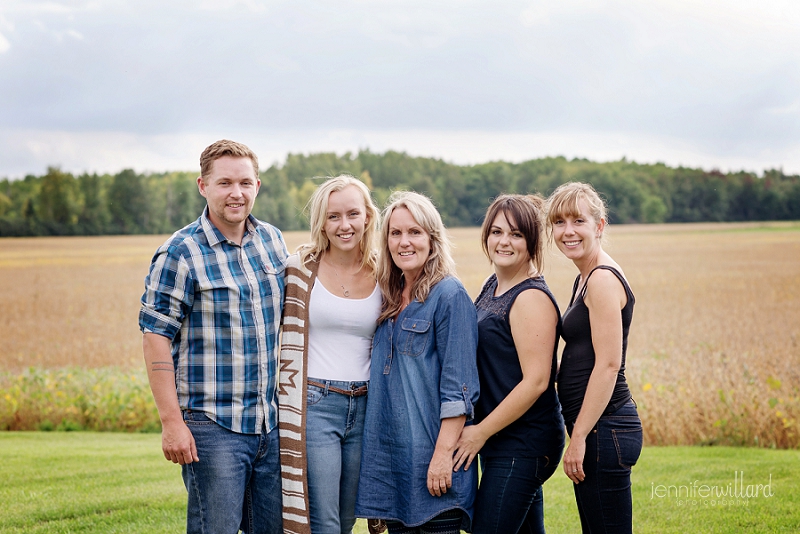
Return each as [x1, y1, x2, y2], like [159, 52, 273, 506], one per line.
[198, 206, 259, 247]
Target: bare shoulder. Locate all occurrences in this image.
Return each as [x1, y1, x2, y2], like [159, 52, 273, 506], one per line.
[585, 266, 627, 309]
[510, 286, 558, 323]
[515, 286, 555, 310]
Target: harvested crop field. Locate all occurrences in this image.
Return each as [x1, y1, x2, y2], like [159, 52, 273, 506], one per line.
[1, 221, 798, 446]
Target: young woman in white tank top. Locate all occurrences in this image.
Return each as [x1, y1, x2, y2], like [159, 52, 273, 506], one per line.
[279, 175, 382, 534]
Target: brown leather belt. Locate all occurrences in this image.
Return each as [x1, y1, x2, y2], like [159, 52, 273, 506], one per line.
[307, 379, 368, 397]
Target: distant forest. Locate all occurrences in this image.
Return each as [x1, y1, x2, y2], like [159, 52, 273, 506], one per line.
[1, 150, 799, 237]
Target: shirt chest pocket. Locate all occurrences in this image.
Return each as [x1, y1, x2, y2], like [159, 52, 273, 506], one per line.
[397, 318, 431, 357]
[260, 260, 285, 278]
[256, 261, 285, 299]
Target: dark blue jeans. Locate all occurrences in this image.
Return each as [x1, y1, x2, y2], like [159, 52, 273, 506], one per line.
[385, 509, 464, 534]
[182, 411, 283, 534]
[568, 400, 642, 534]
[472, 455, 560, 534]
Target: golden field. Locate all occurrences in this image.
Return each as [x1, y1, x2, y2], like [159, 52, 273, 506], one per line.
[1, 222, 799, 447]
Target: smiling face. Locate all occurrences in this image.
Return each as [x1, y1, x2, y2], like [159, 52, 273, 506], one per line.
[387, 207, 431, 283]
[198, 155, 260, 240]
[487, 211, 531, 273]
[551, 198, 605, 262]
[323, 185, 369, 254]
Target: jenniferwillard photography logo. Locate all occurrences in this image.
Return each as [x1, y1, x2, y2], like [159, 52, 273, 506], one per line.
[650, 471, 775, 507]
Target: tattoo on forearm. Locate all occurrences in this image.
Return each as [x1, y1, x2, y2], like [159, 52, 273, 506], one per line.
[151, 361, 174, 373]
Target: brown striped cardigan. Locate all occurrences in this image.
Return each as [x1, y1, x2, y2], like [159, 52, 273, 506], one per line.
[279, 253, 318, 534]
[278, 253, 385, 534]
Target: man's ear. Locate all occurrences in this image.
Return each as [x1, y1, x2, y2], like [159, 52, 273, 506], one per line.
[197, 176, 207, 198]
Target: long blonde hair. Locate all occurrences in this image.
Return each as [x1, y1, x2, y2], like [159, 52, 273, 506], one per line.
[377, 191, 456, 323]
[297, 175, 380, 272]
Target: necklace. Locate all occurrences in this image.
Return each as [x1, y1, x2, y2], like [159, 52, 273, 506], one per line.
[330, 264, 350, 297]
[325, 256, 362, 298]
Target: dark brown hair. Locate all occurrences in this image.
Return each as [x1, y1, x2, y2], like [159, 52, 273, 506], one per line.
[480, 194, 546, 275]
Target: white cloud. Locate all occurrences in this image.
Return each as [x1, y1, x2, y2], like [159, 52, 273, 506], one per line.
[0, 1, 67, 16]
[520, 0, 605, 27]
[196, 0, 272, 13]
[0, 0, 799, 176]
[767, 101, 800, 116]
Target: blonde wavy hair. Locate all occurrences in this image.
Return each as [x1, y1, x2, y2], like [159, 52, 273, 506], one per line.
[377, 191, 456, 323]
[297, 175, 380, 273]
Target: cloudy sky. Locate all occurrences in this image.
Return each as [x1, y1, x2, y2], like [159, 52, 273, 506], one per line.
[1, 0, 799, 178]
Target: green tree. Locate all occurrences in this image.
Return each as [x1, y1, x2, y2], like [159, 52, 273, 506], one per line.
[108, 169, 150, 234]
[0, 191, 11, 217]
[158, 172, 204, 231]
[641, 195, 668, 223]
[76, 173, 110, 234]
[38, 167, 80, 233]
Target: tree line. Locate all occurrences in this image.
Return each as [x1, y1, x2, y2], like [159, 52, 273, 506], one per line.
[1, 150, 799, 237]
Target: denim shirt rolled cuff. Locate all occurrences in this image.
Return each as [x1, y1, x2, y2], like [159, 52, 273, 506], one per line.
[440, 400, 473, 420]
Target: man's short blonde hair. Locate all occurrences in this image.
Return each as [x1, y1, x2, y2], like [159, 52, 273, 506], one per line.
[199, 140, 259, 181]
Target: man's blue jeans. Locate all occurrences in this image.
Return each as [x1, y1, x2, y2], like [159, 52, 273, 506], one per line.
[305, 379, 368, 534]
[568, 400, 642, 534]
[472, 455, 559, 534]
[181, 411, 282, 534]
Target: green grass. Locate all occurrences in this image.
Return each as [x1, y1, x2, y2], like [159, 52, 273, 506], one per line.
[1, 433, 798, 533]
[548, 446, 800, 533]
[0, 432, 184, 534]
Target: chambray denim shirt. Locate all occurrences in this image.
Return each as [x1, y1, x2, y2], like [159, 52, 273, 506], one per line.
[355, 276, 479, 529]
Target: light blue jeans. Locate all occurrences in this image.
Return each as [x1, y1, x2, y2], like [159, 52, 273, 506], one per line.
[182, 411, 283, 534]
[306, 379, 368, 534]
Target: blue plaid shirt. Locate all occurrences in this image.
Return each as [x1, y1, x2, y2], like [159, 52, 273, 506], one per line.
[139, 209, 288, 435]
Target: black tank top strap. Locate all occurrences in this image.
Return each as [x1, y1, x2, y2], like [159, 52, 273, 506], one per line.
[505, 277, 557, 310]
[520, 277, 561, 318]
[579, 265, 635, 305]
[567, 274, 581, 307]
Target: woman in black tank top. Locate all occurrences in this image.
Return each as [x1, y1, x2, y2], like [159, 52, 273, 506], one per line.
[453, 195, 565, 534]
[546, 182, 643, 534]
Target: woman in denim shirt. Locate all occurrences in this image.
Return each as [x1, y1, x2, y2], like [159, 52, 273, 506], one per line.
[355, 191, 480, 534]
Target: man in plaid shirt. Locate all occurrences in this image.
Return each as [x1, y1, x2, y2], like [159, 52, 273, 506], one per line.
[139, 139, 288, 534]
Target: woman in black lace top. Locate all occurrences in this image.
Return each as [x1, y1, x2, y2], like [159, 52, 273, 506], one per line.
[454, 194, 565, 534]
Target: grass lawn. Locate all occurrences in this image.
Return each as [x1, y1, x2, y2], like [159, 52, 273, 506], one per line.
[1, 432, 798, 533]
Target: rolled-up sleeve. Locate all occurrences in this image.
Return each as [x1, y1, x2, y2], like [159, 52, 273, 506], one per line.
[436, 282, 480, 420]
[139, 247, 193, 340]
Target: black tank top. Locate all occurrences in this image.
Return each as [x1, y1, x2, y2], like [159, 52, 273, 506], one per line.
[474, 274, 565, 458]
[557, 265, 635, 424]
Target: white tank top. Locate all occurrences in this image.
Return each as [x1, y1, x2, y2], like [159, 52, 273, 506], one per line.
[307, 280, 382, 381]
